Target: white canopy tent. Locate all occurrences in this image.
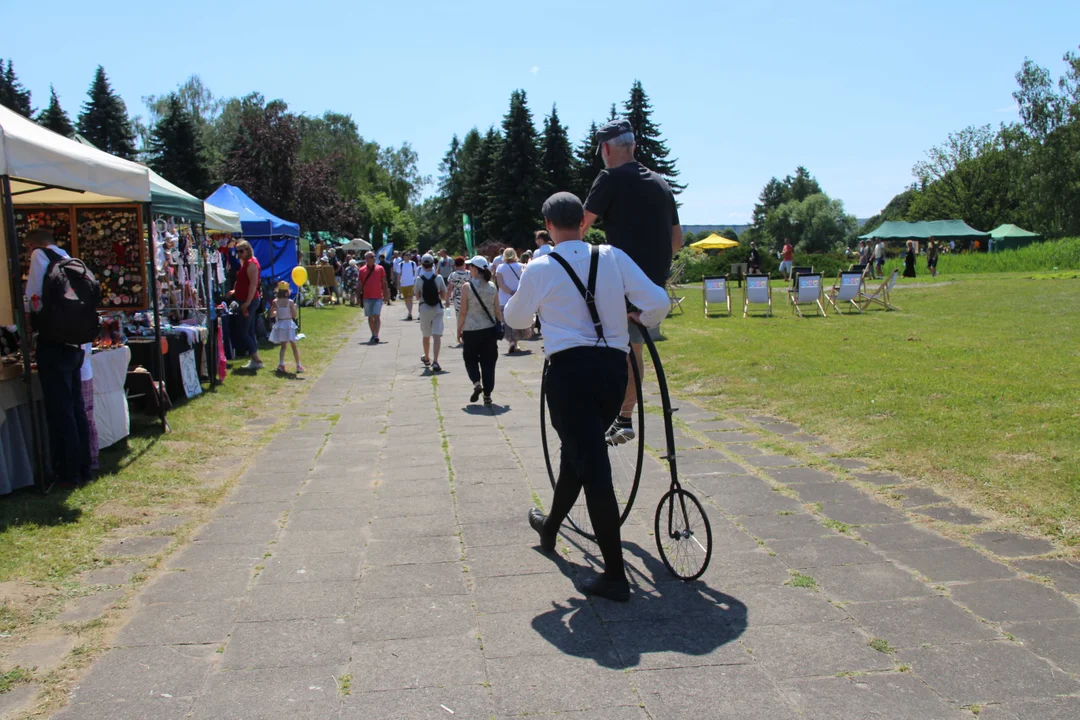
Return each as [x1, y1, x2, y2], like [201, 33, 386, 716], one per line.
[204, 202, 242, 233]
[339, 238, 373, 253]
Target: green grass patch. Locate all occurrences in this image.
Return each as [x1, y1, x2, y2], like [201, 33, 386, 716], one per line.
[882, 237, 1080, 277]
[0, 666, 29, 694]
[869, 638, 895, 654]
[659, 276, 1080, 547]
[785, 570, 817, 589]
[822, 518, 852, 534]
[337, 673, 352, 696]
[0, 306, 362, 587]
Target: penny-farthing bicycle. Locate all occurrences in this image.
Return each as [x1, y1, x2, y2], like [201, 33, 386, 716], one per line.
[540, 320, 713, 580]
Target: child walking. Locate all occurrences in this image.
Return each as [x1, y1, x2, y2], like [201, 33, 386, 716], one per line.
[268, 282, 304, 373]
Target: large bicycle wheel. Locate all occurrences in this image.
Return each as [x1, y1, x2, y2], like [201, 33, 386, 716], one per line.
[654, 488, 713, 580]
[539, 353, 644, 541]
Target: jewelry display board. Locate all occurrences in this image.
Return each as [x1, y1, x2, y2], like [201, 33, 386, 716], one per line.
[12, 207, 75, 284]
[74, 205, 148, 310]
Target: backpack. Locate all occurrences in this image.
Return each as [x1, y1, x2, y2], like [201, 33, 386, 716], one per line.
[420, 274, 442, 307]
[37, 248, 101, 344]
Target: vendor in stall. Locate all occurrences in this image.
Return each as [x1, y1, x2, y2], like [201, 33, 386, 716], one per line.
[24, 228, 92, 486]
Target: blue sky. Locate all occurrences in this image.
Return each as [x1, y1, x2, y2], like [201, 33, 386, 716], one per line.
[4, 1, 1078, 224]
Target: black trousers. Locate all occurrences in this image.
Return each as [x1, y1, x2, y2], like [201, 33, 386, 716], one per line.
[36, 340, 90, 483]
[544, 346, 628, 581]
[461, 328, 498, 394]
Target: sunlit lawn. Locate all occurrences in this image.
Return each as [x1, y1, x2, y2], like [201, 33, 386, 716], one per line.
[658, 273, 1080, 546]
[0, 304, 363, 592]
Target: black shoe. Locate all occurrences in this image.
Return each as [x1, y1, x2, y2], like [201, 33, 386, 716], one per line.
[582, 576, 630, 602]
[421, 356, 430, 366]
[528, 508, 556, 552]
[431, 362, 441, 372]
[483, 395, 492, 406]
[470, 384, 482, 403]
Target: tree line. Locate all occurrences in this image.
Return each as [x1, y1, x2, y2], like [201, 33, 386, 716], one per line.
[0, 60, 425, 247]
[420, 81, 682, 252]
[862, 44, 1080, 239]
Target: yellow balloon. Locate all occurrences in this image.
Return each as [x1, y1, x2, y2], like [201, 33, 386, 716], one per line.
[291, 266, 308, 286]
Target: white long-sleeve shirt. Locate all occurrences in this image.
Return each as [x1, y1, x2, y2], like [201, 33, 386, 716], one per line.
[504, 240, 669, 355]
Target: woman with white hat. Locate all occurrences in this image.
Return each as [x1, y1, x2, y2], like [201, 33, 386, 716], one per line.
[456, 256, 503, 406]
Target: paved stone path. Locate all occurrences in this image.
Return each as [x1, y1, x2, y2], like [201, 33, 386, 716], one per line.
[53, 311, 1080, 719]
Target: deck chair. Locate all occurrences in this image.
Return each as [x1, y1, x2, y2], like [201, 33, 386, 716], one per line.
[666, 258, 687, 315]
[730, 263, 748, 288]
[789, 273, 826, 317]
[703, 276, 731, 316]
[848, 263, 868, 275]
[743, 274, 772, 317]
[858, 269, 900, 311]
[826, 271, 864, 314]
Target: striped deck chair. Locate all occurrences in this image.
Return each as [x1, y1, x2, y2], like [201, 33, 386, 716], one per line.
[858, 269, 899, 311]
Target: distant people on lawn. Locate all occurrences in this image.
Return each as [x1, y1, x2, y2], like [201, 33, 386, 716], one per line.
[873, 240, 886, 279]
[927, 239, 939, 278]
[903, 241, 917, 278]
[747, 242, 762, 274]
[779, 239, 794, 280]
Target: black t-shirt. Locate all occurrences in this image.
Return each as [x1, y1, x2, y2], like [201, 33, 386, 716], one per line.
[584, 161, 680, 287]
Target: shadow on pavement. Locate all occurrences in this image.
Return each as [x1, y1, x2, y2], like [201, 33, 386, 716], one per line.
[460, 404, 510, 416]
[530, 540, 747, 669]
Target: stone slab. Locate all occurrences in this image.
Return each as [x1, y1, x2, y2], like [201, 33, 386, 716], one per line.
[741, 621, 894, 678]
[912, 505, 989, 525]
[742, 454, 801, 468]
[702, 431, 762, 443]
[189, 665, 344, 720]
[633, 663, 799, 719]
[812, 562, 935, 602]
[257, 552, 363, 585]
[98, 535, 172, 558]
[764, 467, 838, 485]
[819, 499, 907, 526]
[891, 547, 1016, 583]
[784, 674, 966, 720]
[737, 512, 831, 541]
[365, 535, 462, 567]
[858, 524, 956, 552]
[113, 599, 240, 647]
[831, 458, 868, 470]
[768, 536, 881, 568]
[357, 562, 469, 599]
[979, 697, 1080, 720]
[950, 579, 1079, 623]
[486, 652, 635, 715]
[4, 633, 76, 672]
[1003, 618, 1080, 674]
[604, 616, 750, 669]
[850, 471, 903, 486]
[891, 486, 949, 508]
[68, 644, 217, 704]
[341, 684, 495, 719]
[350, 633, 486, 692]
[0, 684, 41, 718]
[973, 531, 1054, 558]
[352, 596, 477, 643]
[56, 589, 124, 623]
[691, 420, 746, 432]
[224, 617, 352, 670]
[1014, 559, 1080, 594]
[900, 642, 1080, 704]
[716, 490, 803, 517]
[239, 580, 355, 621]
[794, 482, 869, 504]
[845, 596, 1000, 649]
[141, 569, 252, 604]
[79, 564, 144, 587]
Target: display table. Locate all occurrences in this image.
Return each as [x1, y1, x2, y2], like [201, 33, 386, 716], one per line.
[127, 327, 208, 403]
[0, 348, 130, 494]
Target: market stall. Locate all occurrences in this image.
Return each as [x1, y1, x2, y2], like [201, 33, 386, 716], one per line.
[205, 184, 299, 285]
[1, 105, 152, 491]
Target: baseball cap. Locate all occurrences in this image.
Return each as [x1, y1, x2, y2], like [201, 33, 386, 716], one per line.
[421, 254, 434, 266]
[542, 192, 584, 229]
[467, 255, 490, 271]
[595, 118, 633, 155]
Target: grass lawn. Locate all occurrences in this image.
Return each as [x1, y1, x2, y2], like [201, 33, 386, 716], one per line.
[0, 305, 363, 632]
[658, 272, 1080, 548]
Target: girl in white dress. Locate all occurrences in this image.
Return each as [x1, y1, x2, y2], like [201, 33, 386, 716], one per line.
[268, 282, 304, 373]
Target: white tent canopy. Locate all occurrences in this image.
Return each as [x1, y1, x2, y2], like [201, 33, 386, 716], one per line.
[0, 105, 151, 204]
[204, 202, 242, 233]
[339, 238, 373, 253]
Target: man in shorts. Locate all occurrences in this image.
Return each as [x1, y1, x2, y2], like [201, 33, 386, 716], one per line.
[415, 254, 447, 372]
[779, 239, 794, 280]
[396, 251, 419, 320]
[582, 118, 681, 445]
[358, 251, 389, 343]
[873, 240, 886, 279]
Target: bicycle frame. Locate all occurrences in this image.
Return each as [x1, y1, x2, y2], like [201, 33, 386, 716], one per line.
[632, 320, 681, 493]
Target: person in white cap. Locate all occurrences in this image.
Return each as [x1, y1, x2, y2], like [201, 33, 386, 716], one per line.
[505, 191, 668, 602]
[415, 254, 447, 372]
[455, 256, 502, 405]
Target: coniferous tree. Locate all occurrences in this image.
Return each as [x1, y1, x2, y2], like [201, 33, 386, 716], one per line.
[435, 134, 463, 241]
[572, 121, 604, 201]
[0, 59, 33, 117]
[77, 66, 138, 160]
[147, 94, 211, 197]
[485, 90, 540, 248]
[461, 127, 499, 245]
[539, 104, 574, 198]
[36, 85, 75, 137]
[623, 80, 684, 192]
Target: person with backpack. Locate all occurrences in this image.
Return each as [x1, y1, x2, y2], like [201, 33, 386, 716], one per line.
[23, 228, 99, 487]
[504, 193, 668, 602]
[414, 254, 447, 372]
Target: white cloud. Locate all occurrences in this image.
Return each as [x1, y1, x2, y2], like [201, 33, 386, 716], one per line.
[530, 66, 540, 75]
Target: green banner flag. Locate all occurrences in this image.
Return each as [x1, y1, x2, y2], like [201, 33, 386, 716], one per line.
[462, 213, 475, 256]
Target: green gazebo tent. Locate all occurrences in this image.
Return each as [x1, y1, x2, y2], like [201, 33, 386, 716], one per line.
[859, 220, 990, 242]
[988, 224, 1041, 252]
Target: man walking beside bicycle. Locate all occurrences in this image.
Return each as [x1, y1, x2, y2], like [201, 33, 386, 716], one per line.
[582, 119, 683, 447]
[505, 192, 668, 602]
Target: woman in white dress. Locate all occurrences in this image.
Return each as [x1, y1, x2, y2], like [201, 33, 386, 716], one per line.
[495, 248, 528, 353]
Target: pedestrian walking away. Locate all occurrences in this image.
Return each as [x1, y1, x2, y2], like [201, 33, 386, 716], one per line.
[415, 254, 448, 372]
[927, 238, 939, 278]
[397, 252, 419, 320]
[268, 282, 304, 373]
[903, 240, 917, 278]
[437, 249, 454, 281]
[874, 239, 886, 279]
[456, 256, 502, 405]
[506, 192, 669, 602]
[359, 251, 390, 343]
[582, 118, 682, 446]
[496, 248, 528, 353]
[445, 256, 471, 323]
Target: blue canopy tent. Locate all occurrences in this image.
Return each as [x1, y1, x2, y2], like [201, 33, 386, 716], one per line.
[205, 184, 300, 285]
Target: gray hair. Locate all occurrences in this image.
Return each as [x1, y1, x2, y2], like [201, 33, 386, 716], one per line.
[606, 131, 636, 150]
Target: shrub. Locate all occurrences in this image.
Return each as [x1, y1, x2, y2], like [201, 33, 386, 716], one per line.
[881, 237, 1080, 276]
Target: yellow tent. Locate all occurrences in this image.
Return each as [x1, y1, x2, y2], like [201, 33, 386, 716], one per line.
[690, 233, 739, 251]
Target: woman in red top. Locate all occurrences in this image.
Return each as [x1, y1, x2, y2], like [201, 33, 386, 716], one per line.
[234, 240, 265, 370]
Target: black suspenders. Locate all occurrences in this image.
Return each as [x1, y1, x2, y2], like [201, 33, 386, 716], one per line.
[548, 244, 606, 347]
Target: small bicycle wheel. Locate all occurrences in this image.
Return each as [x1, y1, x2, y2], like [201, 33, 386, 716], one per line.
[654, 488, 713, 580]
[540, 355, 644, 541]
